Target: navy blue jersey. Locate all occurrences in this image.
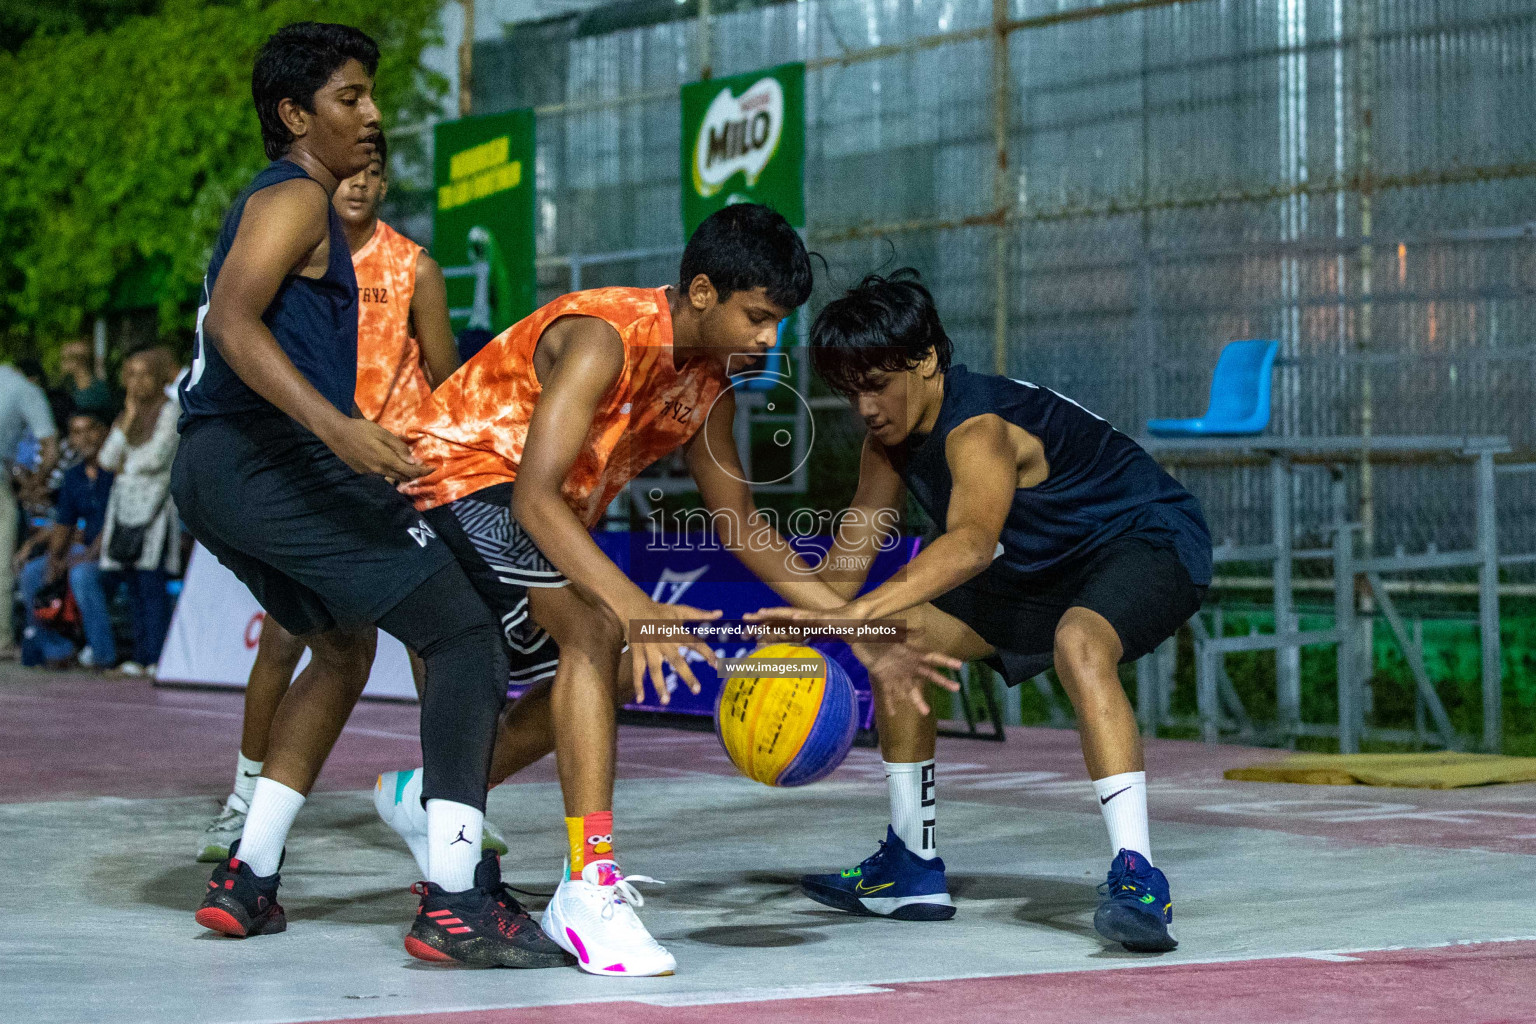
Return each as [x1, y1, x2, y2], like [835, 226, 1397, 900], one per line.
[893, 364, 1212, 585]
[179, 161, 358, 426]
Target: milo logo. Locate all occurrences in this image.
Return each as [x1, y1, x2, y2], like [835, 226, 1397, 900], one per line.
[692, 75, 784, 199]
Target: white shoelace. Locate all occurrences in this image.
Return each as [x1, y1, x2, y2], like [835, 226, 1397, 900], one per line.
[598, 873, 662, 921]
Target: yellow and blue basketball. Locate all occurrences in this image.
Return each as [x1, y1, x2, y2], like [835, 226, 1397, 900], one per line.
[714, 643, 858, 787]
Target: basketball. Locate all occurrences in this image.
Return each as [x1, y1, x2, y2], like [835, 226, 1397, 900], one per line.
[714, 643, 858, 787]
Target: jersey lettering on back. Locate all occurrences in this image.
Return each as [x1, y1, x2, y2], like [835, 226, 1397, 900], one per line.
[179, 161, 359, 428]
[351, 220, 431, 434]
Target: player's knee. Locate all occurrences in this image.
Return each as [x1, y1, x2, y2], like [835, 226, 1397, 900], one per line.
[1053, 611, 1121, 684]
[307, 626, 375, 694]
[544, 600, 622, 657]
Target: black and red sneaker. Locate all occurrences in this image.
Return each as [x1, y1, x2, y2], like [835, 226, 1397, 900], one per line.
[405, 850, 572, 968]
[194, 840, 286, 938]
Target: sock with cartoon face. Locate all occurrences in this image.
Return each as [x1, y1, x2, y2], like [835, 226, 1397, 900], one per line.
[566, 811, 615, 880]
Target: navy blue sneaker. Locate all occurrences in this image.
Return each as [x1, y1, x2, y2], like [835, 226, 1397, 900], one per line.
[801, 827, 955, 921]
[1094, 849, 1177, 952]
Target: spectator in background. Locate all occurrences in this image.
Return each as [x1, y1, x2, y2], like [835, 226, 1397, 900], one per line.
[0, 359, 59, 658]
[16, 412, 115, 667]
[57, 338, 116, 419]
[99, 348, 181, 675]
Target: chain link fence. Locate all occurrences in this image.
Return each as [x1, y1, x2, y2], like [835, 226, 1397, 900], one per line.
[472, 0, 1536, 575]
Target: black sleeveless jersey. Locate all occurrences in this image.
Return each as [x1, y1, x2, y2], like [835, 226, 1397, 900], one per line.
[892, 364, 1212, 585]
[180, 161, 358, 426]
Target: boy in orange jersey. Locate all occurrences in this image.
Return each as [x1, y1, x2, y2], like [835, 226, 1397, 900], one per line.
[194, 135, 496, 862]
[372, 204, 957, 975]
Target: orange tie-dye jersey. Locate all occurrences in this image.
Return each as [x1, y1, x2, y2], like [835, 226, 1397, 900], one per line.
[403, 287, 727, 527]
[352, 220, 434, 434]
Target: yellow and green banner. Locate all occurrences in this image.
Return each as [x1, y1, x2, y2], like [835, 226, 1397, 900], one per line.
[681, 62, 805, 235]
[432, 108, 536, 332]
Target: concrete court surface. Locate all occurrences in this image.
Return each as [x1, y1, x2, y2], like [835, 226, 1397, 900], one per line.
[3, 668, 1535, 1024]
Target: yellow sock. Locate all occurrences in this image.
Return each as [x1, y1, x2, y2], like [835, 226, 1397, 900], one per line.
[565, 816, 585, 878]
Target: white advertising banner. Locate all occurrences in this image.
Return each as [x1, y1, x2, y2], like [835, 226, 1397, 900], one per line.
[155, 543, 418, 699]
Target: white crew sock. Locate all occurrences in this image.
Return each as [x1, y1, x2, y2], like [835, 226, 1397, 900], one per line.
[237, 777, 305, 877]
[426, 799, 483, 892]
[233, 752, 263, 806]
[885, 759, 937, 860]
[1093, 770, 1151, 864]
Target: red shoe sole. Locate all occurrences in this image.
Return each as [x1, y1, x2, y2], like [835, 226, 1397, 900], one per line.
[404, 935, 457, 963]
[195, 906, 247, 937]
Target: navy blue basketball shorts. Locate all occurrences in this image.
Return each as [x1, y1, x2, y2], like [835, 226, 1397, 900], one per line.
[929, 534, 1206, 685]
[171, 412, 454, 637]
[422, 482, 563, 688]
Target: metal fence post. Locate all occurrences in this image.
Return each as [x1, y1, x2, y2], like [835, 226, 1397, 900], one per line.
[1477, 451, 1502, 751]
[1271, 455, 1300, 737]
[1332, 469, 1358, 753]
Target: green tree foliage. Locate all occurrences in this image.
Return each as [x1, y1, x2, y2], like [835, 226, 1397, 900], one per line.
[0, 0, 445, 354]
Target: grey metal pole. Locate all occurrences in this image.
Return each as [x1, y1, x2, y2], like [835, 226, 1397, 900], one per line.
[1476, 451, 1502, 752]
[1332, 469, 1358, 753]
[1136, 655, 1155, 734]
[1272, 455, 1300, 737]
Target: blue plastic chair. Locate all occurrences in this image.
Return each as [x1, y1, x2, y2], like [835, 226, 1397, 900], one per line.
[1146, 339, 1278, 437]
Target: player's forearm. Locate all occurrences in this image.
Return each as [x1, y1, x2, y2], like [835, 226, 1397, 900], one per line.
[704, 500, 845, 611]
[815, 509, 896, 598]
[206, 317, 351, 439]
[734, 541, 847, 611]
[850, 529, 995, 622]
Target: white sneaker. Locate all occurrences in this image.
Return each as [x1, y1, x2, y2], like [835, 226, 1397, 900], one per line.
[119, 661, 145, 676]
[374, 768, 510, 877]
[541, 859, 675, 976]
[196, 793, 248, 862]
[78, 646, 95, 669]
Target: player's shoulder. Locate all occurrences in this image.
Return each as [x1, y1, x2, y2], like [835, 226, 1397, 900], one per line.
[546, 286, 662, 325]
[240, 174, 330, 235]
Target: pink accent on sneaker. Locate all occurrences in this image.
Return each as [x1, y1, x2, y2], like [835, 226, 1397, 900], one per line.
[566, 927, 589, 964]
[603, 963, 627, 972]
[592, 862, 620, 886]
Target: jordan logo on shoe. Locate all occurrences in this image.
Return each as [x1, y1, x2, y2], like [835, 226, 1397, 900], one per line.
[1099, 786, 1132, 805]
[450, 826, 471, 846]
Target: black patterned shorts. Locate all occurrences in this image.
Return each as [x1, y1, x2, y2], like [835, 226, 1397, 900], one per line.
[422, 482, 563, 687]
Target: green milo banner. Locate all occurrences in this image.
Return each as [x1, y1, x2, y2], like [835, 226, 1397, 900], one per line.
[432, 109, 536, 333]
[681, 63, 805, 235]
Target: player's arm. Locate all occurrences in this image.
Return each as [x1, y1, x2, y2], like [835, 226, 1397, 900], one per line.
[854, 414, 1023, 619]
[817, 434, 905, 600]
[691, 394, 959, 706]
[684, 388, 844, 612]
[752, 414, 1021, 625]
[408, 253, 461, 388]
[202, 180, 424, 480]
[510, 317, 719, 702]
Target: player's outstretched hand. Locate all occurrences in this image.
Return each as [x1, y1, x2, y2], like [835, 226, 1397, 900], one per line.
[625, 600, 722, 706]
[742, 604, 838, 626]
[850, 641, 963, 717]
[321, 417, 431, 482]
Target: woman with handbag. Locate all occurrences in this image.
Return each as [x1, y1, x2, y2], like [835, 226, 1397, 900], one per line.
[100, 348, 182, 674]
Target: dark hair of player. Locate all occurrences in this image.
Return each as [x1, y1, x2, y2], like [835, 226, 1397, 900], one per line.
[252, 22, 380, 161]
[679, 203, 813, 311]
[810, 268, 954, 396]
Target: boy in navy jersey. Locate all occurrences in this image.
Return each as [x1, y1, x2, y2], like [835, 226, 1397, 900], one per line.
[174, 22, 565, 969]
[751, 270, 1211, 952]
